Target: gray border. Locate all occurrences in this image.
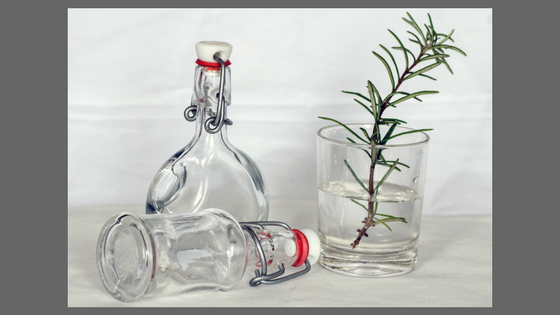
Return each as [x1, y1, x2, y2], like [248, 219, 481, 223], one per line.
[7, 0, 548, 313]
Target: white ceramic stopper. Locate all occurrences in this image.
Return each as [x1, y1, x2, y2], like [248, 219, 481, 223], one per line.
[195, 41, 233, 63]
[300, 229, 320, 265]
[284, 239, 297, 257]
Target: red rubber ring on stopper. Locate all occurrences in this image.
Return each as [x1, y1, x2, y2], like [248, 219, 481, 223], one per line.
[195, 59, 231, 67]
[291, 229, 309, 268]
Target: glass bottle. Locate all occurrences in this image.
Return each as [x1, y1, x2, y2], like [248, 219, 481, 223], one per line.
[96, 208, 320, 302]
[146, 41, 269, 222]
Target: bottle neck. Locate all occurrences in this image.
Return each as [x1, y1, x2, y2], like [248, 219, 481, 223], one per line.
[192, 104, 229, 144]
[190, 64, 232, 141]
[244, 229, 304, 269]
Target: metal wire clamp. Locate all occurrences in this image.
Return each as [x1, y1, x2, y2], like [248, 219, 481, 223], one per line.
[239, 221, 312, 287]
[183, 54, 232, 132]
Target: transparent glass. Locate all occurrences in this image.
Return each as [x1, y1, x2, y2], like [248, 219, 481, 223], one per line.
[97, 208, 301, 302]
[146, 64, 269, 221]
[317, 124, 430, 277]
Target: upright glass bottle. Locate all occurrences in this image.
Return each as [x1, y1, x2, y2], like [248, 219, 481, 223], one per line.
[146, 41, 269, 221]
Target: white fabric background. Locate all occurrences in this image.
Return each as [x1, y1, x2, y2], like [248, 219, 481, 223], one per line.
[68, 8, 492, 215]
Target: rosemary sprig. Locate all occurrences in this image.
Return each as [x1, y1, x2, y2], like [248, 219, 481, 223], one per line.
[319, 12, 466, 249]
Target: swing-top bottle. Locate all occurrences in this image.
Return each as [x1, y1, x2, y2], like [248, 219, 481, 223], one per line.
[146, 41, 269, 221]
[96, 208, 320, 302]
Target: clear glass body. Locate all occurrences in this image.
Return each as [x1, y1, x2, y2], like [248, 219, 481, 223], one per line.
[146, 64, 269, 222]
[96, 209, 300, 302]
[317, 124, 430, 277]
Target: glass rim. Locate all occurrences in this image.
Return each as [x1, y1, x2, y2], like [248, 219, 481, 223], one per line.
[317, 123, 430, 148]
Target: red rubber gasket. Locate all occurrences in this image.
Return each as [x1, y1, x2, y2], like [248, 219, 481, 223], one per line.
[291, 229, 309, 267]
[195, 59, 231, 67]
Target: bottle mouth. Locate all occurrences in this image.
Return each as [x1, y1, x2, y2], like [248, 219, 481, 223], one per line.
[96, 213, 155, 302]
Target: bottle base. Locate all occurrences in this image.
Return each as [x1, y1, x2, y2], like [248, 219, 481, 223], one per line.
[97, 213, 155, 302]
